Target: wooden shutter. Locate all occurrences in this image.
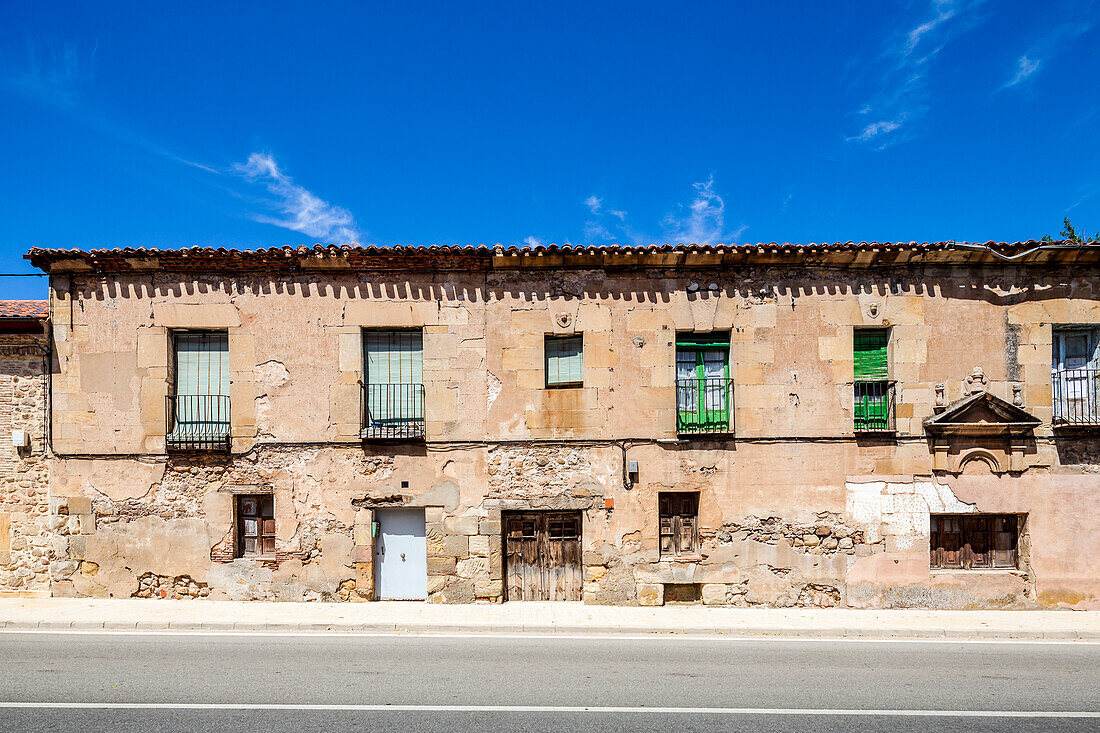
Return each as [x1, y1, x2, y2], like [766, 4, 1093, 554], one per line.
[659, 493, 699, 557]
[931, 514, 1017, 570]
[854, 329, 889, 379]
[545, 335, 583, 386]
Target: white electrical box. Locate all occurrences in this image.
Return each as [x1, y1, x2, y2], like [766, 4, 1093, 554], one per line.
[11, 430, 29, 449]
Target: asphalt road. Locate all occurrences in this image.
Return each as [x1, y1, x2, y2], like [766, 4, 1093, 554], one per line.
[0, 631, 1096, 731]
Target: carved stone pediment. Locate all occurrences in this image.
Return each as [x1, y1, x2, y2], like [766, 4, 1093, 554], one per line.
[923, 392, 1042, 474]
[923, 391, 1042, 437]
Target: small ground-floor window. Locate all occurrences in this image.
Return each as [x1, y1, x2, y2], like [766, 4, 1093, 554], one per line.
[659, 492, 699, 558]
[237, 494, 275, 558]
[930, 514, 1019, 570]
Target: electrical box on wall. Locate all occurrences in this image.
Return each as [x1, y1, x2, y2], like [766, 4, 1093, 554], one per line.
[11, 430, 29, 449]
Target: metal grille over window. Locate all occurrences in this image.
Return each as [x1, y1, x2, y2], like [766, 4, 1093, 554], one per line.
[659, 492, 699, 557]
[166, 331, 230, 451]
[237, 494, 275, 558]
[362, 330, 425, 439]
[675, 334, 732, 434]
[853, 328, 895, 432]
[930, 514, 1018, 570]
[1052, 328, 1100, 425]
[545, 335, 583, 387]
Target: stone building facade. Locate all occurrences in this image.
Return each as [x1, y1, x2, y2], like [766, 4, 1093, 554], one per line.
[11, 242, 1100, 608]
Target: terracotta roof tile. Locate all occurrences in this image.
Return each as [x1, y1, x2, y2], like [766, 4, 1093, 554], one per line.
[24, 240, 1100, 272]
[0, 300, 48, 319]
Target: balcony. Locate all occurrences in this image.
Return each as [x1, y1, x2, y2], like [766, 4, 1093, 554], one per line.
[361, 383, 426, 440]
[676, 377, 733, 435]
[165, 395, 231, 451]
[854, 379, 896, 433]
[1052, 368, 1100, 426]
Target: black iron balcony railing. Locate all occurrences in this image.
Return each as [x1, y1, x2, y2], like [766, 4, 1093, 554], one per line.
[676, 377, 733, 435]
[854, 379, 896, 433]
[1052, 367, 1100, 426]
[165, 394, 231, 451]
[361, 383, 426, 440]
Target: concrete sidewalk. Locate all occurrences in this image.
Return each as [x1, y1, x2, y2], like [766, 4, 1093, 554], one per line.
[1, 598, 1098, 640]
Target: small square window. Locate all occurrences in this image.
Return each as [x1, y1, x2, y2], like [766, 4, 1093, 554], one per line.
[237, 494, 275, 558]
[659, 492, 699, 557]
[545, 335, 583, 387]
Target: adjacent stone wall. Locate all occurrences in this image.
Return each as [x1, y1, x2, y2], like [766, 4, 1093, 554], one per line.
[0, 337, 50, 595]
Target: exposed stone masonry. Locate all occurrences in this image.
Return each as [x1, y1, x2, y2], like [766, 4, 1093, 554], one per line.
[0, 341, 50, 595]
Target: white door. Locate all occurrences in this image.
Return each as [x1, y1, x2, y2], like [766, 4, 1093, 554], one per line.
[374, 508, 427, 600]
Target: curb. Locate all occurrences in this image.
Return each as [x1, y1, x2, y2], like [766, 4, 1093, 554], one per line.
[0, 620, 1095, 640]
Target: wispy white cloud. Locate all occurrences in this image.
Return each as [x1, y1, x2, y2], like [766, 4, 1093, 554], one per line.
[234, 153, 362, 242]
[584, 194, 626, 221]
[850, 119, 903, 143]
[523, 235, 541, 247]
[1004, 55, 1041, 88]
[1001, 16, 1096, 91]
[849, 1, 987, 148]
[661, 176, 747, 244]
[8, 38, 96, 110]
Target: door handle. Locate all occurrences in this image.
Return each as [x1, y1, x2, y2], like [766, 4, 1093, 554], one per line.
[400, 552, 406, 561]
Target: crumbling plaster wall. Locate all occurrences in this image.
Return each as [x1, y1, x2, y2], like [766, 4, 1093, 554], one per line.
[0, 339, 50, 595]
[40, 265, 1100, 606]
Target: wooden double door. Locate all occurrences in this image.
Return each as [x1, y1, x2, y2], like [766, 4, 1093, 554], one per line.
[504, 511, 582, 601]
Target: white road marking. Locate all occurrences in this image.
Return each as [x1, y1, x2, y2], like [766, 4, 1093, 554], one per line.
[0, 629, 1093, 644]
[0, 703, 1095, 717]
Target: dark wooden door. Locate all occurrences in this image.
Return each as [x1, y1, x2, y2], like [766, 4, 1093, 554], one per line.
[504, 512, 582, 601]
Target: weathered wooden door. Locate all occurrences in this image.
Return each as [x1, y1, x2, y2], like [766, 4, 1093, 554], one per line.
[504, 511, 582, 601]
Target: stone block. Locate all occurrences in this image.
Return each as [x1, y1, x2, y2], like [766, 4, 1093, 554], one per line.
[478, 519, 501, 535]
[66, 496, 92, 516]
[469, 535, 490, 557]
[701, 583, 728, 605]
[456, 556, 488, 579]
[442, 534, 470, 558]
[77, 514, 95, 535]
[451, 516, 479, 536]
[584, 565, 607, 582]
[637, 583, 664, 606]
[475, 579, 503, 597]
[353, 524, 373, 546]
[67, 535, 86, 560]
[426, 556, 456, 575]
[425, 507, 444, 523]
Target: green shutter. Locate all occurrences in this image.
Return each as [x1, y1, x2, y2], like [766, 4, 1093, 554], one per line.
[854, 329, 888, 379]
[854, 329, 889, 431]
[546, 335, 583, 386]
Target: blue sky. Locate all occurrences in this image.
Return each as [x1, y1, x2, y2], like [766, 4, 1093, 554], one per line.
[2, 1, 1099, 298]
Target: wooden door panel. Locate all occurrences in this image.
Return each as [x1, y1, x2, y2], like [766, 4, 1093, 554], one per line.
[504, 512, 582, 601]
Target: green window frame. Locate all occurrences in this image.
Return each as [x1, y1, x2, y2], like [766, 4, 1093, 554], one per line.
[675, 333, 731, 433]
[854, 328, 891, 432]
[545, 335, 583, 387]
